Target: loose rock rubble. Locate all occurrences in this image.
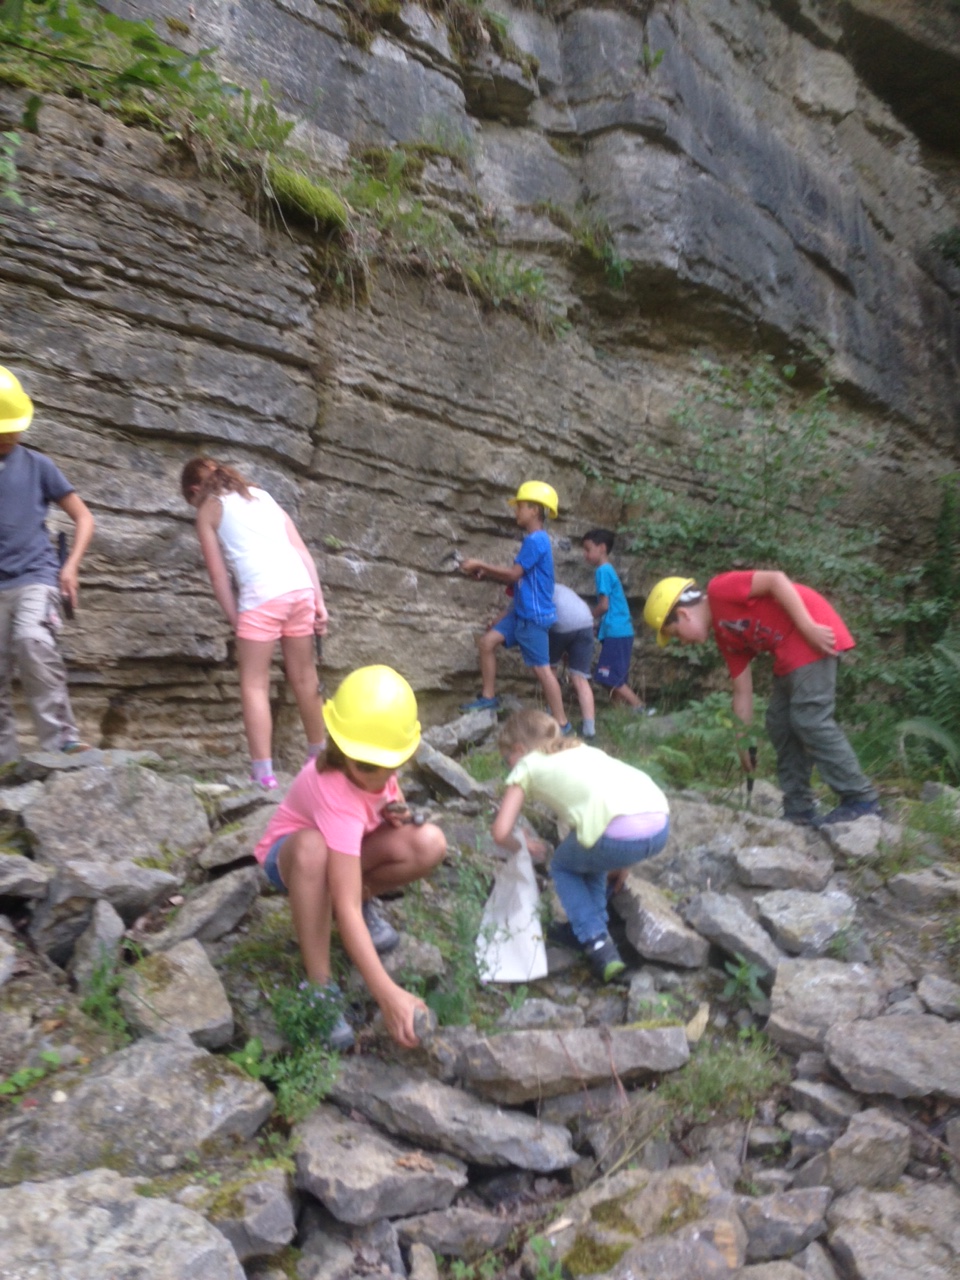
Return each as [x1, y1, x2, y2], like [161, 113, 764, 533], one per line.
[0, 719, 958, 1279]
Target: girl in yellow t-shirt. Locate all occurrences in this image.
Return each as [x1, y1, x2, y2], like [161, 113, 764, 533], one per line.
[491, 709, 669, 983]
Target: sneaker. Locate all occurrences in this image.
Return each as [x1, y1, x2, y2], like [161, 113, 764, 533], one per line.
[250, 773, 279, 791]
[362, 898, 400, 954]
[459, 694, 502, 713]
[783, 808, 819, 828]
[327, 1009, 356, 1052]
[559, 722, 573, 737]
[583, 933, 627, 984]
[61, 741, 92, 755]
[819, 798, 881, 826]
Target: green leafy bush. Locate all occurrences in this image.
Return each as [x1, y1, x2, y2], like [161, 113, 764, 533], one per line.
[270, 980, 346, 1051]
[620, 356, 880, 596]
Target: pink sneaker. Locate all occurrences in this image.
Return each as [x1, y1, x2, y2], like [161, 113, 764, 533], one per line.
[251, 773, 278, 791]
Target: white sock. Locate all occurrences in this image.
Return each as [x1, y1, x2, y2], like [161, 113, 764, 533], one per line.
[251, 758, 274, 782]
[306, 741, 325, 759]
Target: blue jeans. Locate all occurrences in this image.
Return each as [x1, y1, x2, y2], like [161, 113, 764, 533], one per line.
[551, 818, 669, 944]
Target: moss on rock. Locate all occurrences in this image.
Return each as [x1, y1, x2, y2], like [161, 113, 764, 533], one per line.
[268, 163, 348, 231]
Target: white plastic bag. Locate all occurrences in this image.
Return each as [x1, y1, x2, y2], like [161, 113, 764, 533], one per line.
[476, 831, 548, 983]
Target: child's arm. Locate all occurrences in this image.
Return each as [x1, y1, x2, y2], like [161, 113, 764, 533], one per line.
[460, 559, 524, 586]
[327, 851, 425, 1048]
[195, 499, 239, 627]
[592, 594, 609, 622]
[284, 514, 329, 635]
[491, 784, 526, 853]
[731, 668, 756, 773]
[55, 492, 95, 611]
[750, 571, 837, 656]
[492, 785, 548, 859]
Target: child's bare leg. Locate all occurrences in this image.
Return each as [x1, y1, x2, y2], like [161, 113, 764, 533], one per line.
[236, 637, 276, 761]
[281, 633, 325, 745]
[570, 673, 595, 723]
[278, 829, 333, 984]
[533, 663, 568, 725]
[476, 629, 504, 698]
[360, 822, 447, 898]
[612, 684, 642, 709]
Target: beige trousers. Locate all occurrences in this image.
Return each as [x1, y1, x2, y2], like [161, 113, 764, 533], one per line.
[0, 584, 79, 763]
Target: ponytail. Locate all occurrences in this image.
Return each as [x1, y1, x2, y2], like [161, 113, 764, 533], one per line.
[181, 456, 254, 504]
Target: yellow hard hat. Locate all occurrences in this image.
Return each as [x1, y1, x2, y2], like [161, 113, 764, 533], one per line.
[322, 665, 421, 768]
[0, 367, 33, 434]
[509, 480, 559, 519]
[643, 577, 697, 647]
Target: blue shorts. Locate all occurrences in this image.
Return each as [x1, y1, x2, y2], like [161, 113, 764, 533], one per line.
[262, 836, 289, 893]
[549, 626, 595, 679]
[494, 611, 551, 667]
[594, 635, 634, 689]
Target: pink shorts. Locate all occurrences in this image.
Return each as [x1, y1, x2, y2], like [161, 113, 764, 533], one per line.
[236, 589, 316, 642]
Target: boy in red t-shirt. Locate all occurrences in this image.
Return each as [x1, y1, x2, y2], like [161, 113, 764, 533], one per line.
[643, 570, 879, 826]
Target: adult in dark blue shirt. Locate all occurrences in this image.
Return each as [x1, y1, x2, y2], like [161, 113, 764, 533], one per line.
[0, 367, 95, 761]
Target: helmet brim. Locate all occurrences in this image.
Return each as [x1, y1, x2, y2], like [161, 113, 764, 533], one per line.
[323, 710, 421, 769]
[508, 496, 558, 519]
[0, 410, 32, 434]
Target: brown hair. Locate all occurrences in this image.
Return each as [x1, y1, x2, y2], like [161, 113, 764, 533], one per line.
[180, 456, 253, 504]
[315, 736, 348, 774]
[498, 709, 581, 758]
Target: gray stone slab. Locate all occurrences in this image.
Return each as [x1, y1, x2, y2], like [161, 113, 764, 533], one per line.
[792, 1107, 910, 1193]
[119, 938, 234, 1048]
[450, 1023, 690, 1103]
[756, 890, 856, 957]
[0, 1168, 245, 1279]
[736, 1186, 832, 1261]
[616, 876, 710, 968]
[327, 1056, 577, 1171]
[827, 1179, 960, 1280]
[825, 1015, 960, 1100]
[0, 1030, 273, 1184]
[684, 889, 782, 974]
[23, 764, 210, 867]
[294, 1104, 468, 1226]
[768, 959, 884, 1053]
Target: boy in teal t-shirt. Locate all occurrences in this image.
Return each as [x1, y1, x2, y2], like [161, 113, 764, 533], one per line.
[582, 529, 643, 709]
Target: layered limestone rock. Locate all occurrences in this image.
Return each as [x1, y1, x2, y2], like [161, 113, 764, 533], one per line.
[0, 0, 956, 762]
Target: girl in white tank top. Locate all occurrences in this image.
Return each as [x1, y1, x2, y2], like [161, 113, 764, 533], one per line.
[182, 457, 329, 789]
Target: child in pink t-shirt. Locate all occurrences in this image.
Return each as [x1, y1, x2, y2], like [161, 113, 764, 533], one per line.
[255, 665, 446, 1050]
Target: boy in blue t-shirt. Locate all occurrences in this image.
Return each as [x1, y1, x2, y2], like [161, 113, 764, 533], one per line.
[459, 482, 570, 732]
[582, 528, 643, 709]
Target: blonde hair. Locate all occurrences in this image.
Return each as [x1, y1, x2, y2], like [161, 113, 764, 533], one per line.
[499, 709, 581, 758]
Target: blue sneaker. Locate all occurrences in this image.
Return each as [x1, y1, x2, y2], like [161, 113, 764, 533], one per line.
[459, 694, 501, 712]
[560, 722, 573, 737]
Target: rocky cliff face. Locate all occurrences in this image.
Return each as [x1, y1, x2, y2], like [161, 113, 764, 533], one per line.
[1, 0, 957, 763]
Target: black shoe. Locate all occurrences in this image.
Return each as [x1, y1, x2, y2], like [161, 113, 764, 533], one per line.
[583, 933, 626, 983]
[546, 921, 579, 949]
[783, 808, 819, 828]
